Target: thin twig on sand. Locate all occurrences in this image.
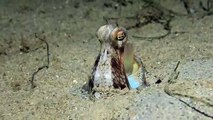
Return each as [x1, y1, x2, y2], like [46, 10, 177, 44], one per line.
[30, 33, 50, 89]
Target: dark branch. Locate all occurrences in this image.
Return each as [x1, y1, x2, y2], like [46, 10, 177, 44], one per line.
[30, 33, 50, 89]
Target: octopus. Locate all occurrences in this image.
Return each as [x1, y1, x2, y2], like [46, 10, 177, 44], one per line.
[83, 24, 147, 96]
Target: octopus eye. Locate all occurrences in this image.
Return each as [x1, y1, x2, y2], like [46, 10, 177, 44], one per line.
[116, 30, 125, 41]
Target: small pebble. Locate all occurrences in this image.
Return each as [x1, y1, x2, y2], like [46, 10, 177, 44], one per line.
[55, 75, 59, 78]
[94, 92, 101, 99]
[73, 80, 78, 84]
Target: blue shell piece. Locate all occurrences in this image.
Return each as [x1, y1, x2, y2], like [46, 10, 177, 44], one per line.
[128, 74, 140, 89]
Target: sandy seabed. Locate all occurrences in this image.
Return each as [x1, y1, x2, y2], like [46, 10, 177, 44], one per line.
[0, 0, 213, 119]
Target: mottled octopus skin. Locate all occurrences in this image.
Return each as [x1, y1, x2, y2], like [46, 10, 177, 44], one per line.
[83, 25, 129, 92]
[83, 24, 146, 93]
[92, 43, 129, 89]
